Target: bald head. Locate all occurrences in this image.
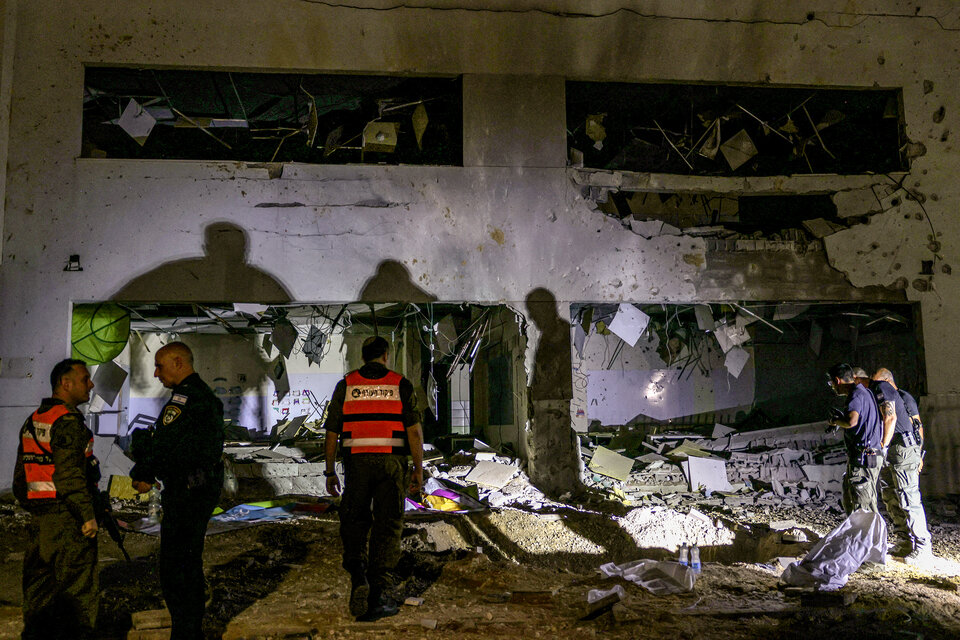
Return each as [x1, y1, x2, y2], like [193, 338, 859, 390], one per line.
[154, 341, 195, 388]
[872, 367, 896, 388]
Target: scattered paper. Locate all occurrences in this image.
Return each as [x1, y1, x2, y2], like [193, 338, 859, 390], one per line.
[607, 303, 650, 348]
[724, 346, 750, 378]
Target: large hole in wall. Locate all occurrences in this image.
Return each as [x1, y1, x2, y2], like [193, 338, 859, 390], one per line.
[82, 68, 463, 165]
[566, 81, 906, 175]
[570, 301, 925, 440]
[81, 302, 525, 456]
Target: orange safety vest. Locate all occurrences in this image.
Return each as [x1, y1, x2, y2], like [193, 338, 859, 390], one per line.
[20, 405, 93, 500]
[341, 370, 408, 454]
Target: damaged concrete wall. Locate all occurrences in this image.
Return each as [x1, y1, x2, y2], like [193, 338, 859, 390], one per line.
[1, 1, 960, 494]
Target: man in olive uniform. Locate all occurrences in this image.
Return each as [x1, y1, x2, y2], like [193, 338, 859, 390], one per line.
[827, 363, 885, 514]
[13, 359, 99, 639]
[130, 342, 224, 640]
[324, 336, 424, 621]
[873, 368, 934, 564]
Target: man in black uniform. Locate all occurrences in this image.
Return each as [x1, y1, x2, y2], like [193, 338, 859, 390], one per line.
[13, 359, 99, 639]
[827, 363, 885, 514]
[130, 342, 224, 640]
[324, 336, 424, 621]
[873, 368, 933, 564]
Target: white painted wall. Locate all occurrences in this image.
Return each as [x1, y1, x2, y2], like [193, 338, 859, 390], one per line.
[2, 1, 959, 490]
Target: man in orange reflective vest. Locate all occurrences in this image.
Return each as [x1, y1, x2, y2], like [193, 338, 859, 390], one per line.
[12, 359, 99, 640]
[324, 336, 424, 621]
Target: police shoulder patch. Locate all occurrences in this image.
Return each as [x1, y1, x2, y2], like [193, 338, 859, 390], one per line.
[171, 394, 188, 405]
[162, 406, 182, 426]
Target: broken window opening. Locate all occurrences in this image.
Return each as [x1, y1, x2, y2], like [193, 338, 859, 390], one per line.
[567, 82, 905, 176]
[571, 301, 924, 448]
[83, 68, 462, 166]
[99, 302, 523, 458]
[594, 191, 842, 243]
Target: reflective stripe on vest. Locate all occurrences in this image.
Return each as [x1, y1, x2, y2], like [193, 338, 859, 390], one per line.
[342, 370, 406, 454]
[21, 405, 92, 500]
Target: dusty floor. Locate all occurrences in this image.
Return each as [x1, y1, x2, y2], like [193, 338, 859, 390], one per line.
[1, 496, 960, 639]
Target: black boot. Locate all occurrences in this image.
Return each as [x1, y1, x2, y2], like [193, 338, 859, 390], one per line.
[348, 572, 370, 617]
[357, 591, 398, 622]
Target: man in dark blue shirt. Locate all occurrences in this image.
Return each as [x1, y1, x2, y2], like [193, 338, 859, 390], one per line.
[873, 368, 933, 564]
[828, 363, 883, 514]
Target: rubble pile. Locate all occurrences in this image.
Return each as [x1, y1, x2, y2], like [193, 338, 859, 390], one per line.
[583, 421, 847, 511]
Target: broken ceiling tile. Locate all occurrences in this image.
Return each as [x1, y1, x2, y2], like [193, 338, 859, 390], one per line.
[719, 129, 758, 171]
[267, 357, 290, 403]
[681, 456, 733, 493]
[271, 318, 298, 358]
[628, 218, 664, 238]
[714, 323, 748, 353]
[362, 121, 399, 153]
[323, 126, 343, 158]
[724, 346, 750, 378]
[118, 98, 156, 146]
[712, 423, 737, 439]
[261, 333, 274, 357]
[92, 359, 128, 408]
[809, 320, 823, 356]
[734, 311, 757, 330]
[569, 147, 584, 167]
[588, 446, 634, 482]
[832, 185, 883, 218]
[302, 325, 326, 366]
[412, 103, 428, 150]
[802, 218, 845, 238]
[233, 303, 270, 318]
[665, 440, 713, 460]
[698, 119, 721, 159]
[694, 305, 716, 332]
[464, 460, 519, 489]
[606, 303, 650, 348]
[772, 304, 809, 321]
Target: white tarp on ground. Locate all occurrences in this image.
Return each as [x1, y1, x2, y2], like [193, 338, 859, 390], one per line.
[780, 510, 887, 590]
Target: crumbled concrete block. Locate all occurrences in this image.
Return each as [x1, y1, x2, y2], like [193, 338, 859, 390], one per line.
[420, 618, 438, 629]
[131, 609, 171, 630]
[404, 596, 424, 606]
[127, 630, 171, 640]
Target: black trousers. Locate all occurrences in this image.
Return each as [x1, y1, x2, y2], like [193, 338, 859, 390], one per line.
[339, 454, 407, 594]
[160, 487, 219, 640]
[22, 505, 98, 640]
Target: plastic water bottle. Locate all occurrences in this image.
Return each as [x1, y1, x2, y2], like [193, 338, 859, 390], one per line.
[690, 544, 701, 573]
[146, 486, 161, 524]
[678, 543, 689, 566]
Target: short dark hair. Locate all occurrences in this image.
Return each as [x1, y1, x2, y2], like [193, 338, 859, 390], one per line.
[828, 363, 854, 383]
[50, 358, 87, 392]
[361, 336, 389, 363]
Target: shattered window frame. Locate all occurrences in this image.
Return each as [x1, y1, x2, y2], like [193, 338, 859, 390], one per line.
[82, 67, 463, 166]
[566, 81, 906, 176]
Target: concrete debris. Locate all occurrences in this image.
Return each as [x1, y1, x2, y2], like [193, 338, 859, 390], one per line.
[581, 420, 845, 510]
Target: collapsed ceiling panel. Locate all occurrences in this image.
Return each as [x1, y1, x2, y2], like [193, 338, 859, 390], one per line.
[82, 68, 462, 165]
[566, 82, 906, 176]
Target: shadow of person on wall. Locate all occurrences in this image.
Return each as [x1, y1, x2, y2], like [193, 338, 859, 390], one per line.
[112, 221, 293, 303]
[357, 260, 438, 304]
[525, 287, 583, 498]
